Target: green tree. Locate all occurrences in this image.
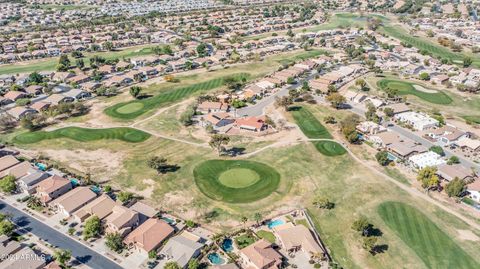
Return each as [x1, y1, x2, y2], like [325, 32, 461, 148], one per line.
[429, 146, 445, 156]
[53, 249, 71, 267]
[76, 58, 85, 69]
[362, 236, 378, 254]
[209, 134, 230, 155]
[326, 93, 346, 109]
[129, 86, 142, 98]
[355, 78, 367, 91]
[164, 261, 181, 269]
[147, 156, 177, 174]
[419, 72, 430, 81]
[384, 87, 398, 98]
[103, 41, 114, 51]
[58, 54, 70, 67]
[0, 214, 15, 236]
[352, 216, 371, 236]
[28, 72, 43, 84]
[188, 258, 200, 269]
[105, 232, 124, 253]
[463, 57, 473, 68]
[313, 197, 334, 209]
[274, 96, 293, 111]
[445, 177, 466, 197]
[375, 151, 390, 166]
[287, 77, 295, 84]
[0, 175, 16, 194]
[185, 220, 195, 228]
[383, 107, 394, 117]
[417, 166, 439, 190]
[117, 191, 134, 203]
[148, 250, 157, 259]
[83, 215, 102, 240]
[254, 212, 262, 226]
[447, 155, 460, 165]
[196, 43, 207, 57]
[179, 104, 196, 126]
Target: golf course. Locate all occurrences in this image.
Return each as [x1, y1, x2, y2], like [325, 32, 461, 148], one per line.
[13, 127, 150, 144]
[377, 79, 453, 105]
[193, 160, 280, 203]
[312, 141, 347, 156]
[105, 73, 250, 120]
[378, 201, 479, 269]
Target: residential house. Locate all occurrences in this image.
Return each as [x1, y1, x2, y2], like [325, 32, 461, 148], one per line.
[51, 187, 97, 217]
[422, 125, 467, 146]
[3, 91, 26, 101]
[0, 247, 45, 269]
[6, 107, 37, 120]
[159, 232, 204, 268]
[30, 101, 50, 111]
[17, 171, 50, 194]
[35, 175, 72, 204]
[129, 201, 158, 223]
[239, 239, 282, 269]
[408, 151, 446, 169]
[384, 103, 411, 115]
[467, 180, 480, 202]
[202, 112, 235, 129]
[394, 111, 439, 131]
[43, 94, 74, 105]
[105, 205, 140, 237]
[0, 235, 22, 261]
[73, 194, 117, 222]
[62, 89, 91, 100]
[0, 161, 37, 179]
[25, 85, 43, 95]
[356, 121, 387, 136]
[197, 101, 227, 114]
[243, 84, 265, 99]
[234, 116, 267, 132]
[387, 138, 427, 160]
[0, 155, 20, 173]
[124, 218, 174, 254]
[436, 164, 476, 182]
[456, 137, 480, 153]
[274, 223, 323, 256]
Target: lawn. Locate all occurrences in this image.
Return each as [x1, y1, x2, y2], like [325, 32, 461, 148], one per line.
[235, 234, 257, 249]
[312, 141, 347, 157]
[462, 116, 480, 124]
[290, 107, 332, 139]
[256, 230, 276, 243]
[377, 79, 453, 105]
[104, 73, 250, 120]
[193, 159, 280, 203]
[378, 201, 479, 269]
[13, 127, 150, 144]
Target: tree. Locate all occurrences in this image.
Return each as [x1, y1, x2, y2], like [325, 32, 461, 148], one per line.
[287, 77, 295, 84]
[117, 191, 134, 203]
[340, 114, 360, 143]
[20, 114, 46, 131]
[58, 54, 70, 67]
[301, 81, 310, 92]
[383, 107, 394, 117]
[0, 214, 15, 236]
[103, 41, 114, 51]
[147, 156, 177, 174]
[362, 236, 378, 254]
[83, 215, 101, 240]
[0, 115, 17, 132]
[447, 155, 460, 165]
[384, 87, 398, 98]
[129, 86, 142, 98]
[419, 72, 430, 81]
[75, 58, 85, 69]
[445, 177, 466, 198]
[375, 151, 390, 166]
[274, 96, 293, 111]
[196, 43, 207, 57]
[429, 146, 445, 156]
[254, 212, 262, 226]
[324, 116, 336, 124]
[209, 134, 230, 155]
[105, 232, 124, 253]
[188, 258, 200, 269]
[240, 216, 248, 228]
[28, 72, 43, 84]
[326, 93, 346, 109]
[352, 216, 371, 236]
[313, 197, 334, 209]
[186, 220, 195, 228]
[26, 195, 42, 209]
[164, 261, 181, 269]
[327, 84, 337, 93]
[417, 166, 439, 190]
[355, 78, 368, 91]
[463, 57, 473, 68]
[0, 175, 16, 194]
[180, 104, 196, 126]
[53, 249, 71, 267]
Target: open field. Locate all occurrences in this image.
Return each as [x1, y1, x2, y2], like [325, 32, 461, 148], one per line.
[312, 141, 347, 156]
[377, 79, 453, 105]
[290, 107, 332, 139]
[193, 160, 280, 203]
[378, 201, 479, 269]
[0, 45, 157, 75]
[13, 127, 150, 144]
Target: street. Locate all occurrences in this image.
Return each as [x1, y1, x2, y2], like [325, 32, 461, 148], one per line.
[0, 201, 123, 269]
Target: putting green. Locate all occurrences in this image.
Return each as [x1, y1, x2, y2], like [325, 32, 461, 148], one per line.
[313, 141, 347, 156]
[13, 127, 150, 144]
[377, 79, 452, 105]
[218, 168, 260, 188]
[116, 102, 144, 114]
[193, 160, 280, 203]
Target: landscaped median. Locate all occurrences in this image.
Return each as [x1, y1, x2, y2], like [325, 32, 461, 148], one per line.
[104, 73, 250, 120]
[377, 79, 453, 105]
[13, 126, 151, 144]
[193, 159, 280, 203]
[290, 106, 346, 157]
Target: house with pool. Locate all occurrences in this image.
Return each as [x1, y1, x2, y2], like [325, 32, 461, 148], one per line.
[156, 231, 204, 269]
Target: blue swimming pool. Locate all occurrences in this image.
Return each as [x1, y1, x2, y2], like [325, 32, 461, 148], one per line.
[208, 253, 225, 265]
[35, 163, 47, 171]
[221, 238, 233, 252]
[267, 219, 285, 229]
[90, 186, 101, 194]
[70, 178, 80, 187]
[161, 217, 176, 225]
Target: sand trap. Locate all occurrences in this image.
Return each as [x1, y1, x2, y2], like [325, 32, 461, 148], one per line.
[457, 229, 480, 241]
[413, 84, 438, 93]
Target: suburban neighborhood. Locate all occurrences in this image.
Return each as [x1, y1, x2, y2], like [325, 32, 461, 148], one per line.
[1, 0, 480, 269]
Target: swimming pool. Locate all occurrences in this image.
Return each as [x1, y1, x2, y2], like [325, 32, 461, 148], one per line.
[267, 219, 285, 229]
[208, 253, 225, 265]
[161, 217, 176, 225]
[35, 163, 47, 171]
[70, 178, 80, 187]
[221, 238, 233, 252]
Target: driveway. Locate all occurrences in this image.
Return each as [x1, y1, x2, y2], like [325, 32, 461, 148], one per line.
[0, 201, 123, 269]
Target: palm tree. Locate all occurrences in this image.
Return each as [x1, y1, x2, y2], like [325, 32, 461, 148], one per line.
[241, 216, 248, 229]
[254, 213, 262, 227]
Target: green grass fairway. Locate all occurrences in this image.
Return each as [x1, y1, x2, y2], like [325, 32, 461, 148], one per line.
[14, 127, 150, 144]
[312, 141, 347, 156]
[105, 73, 250, 119]
[291, 107, 332, 139]
[463, 116, 480, 124]
[377, 79, 453, 105]
[378, 201, 479, 269]
[381, 26, 480, 68]
[193, 160, 280, 203]
[218, 168, 260, 188]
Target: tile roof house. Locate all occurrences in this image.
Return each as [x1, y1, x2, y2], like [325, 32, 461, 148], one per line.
[17, 171, 50, 194]
[0, 235, 22, 261]
[35, 175, 72, 204]
[234, 116, 267, 132]
[6, 107, 38, 120]
[0, 247, 46, 269]
[73, 194, 117, 223]
[467, 180, 480, 202]
[197, 101, 227, 114]
[124, 218, 174, 253]
[0, 155, 20, 173]
[159, 232, 204, 268]
[3, 91, 26, 101]
[51, 187, 97, 217]
[239, 239, 282, 269]
[105, 205, 140, 237]
[0, 161, 36, 179]
[274, 223, 323, 255]
[436, 164, 476, 182]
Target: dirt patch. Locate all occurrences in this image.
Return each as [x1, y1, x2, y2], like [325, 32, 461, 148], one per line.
[413, 84, 438, 93]
[456, 229, 480, 241]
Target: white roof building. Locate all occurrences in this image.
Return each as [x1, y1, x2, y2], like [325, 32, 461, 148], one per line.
[408, 151, 446, 169]
[394, 112, 439, 131]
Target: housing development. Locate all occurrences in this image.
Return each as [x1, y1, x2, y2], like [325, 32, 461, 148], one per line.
[1, 0, 480, 269]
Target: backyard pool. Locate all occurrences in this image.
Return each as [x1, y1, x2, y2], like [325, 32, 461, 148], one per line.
[267, 219, 285, 229]
[208, 253, 225, 265]
[35, 163, 47, 171]
[70, 178, 80, 187]
[161, 217, 176, 225]
[221, 238, 233, 252]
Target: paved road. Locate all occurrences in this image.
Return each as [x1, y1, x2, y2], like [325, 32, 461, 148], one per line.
[0, 201, 123, 269]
